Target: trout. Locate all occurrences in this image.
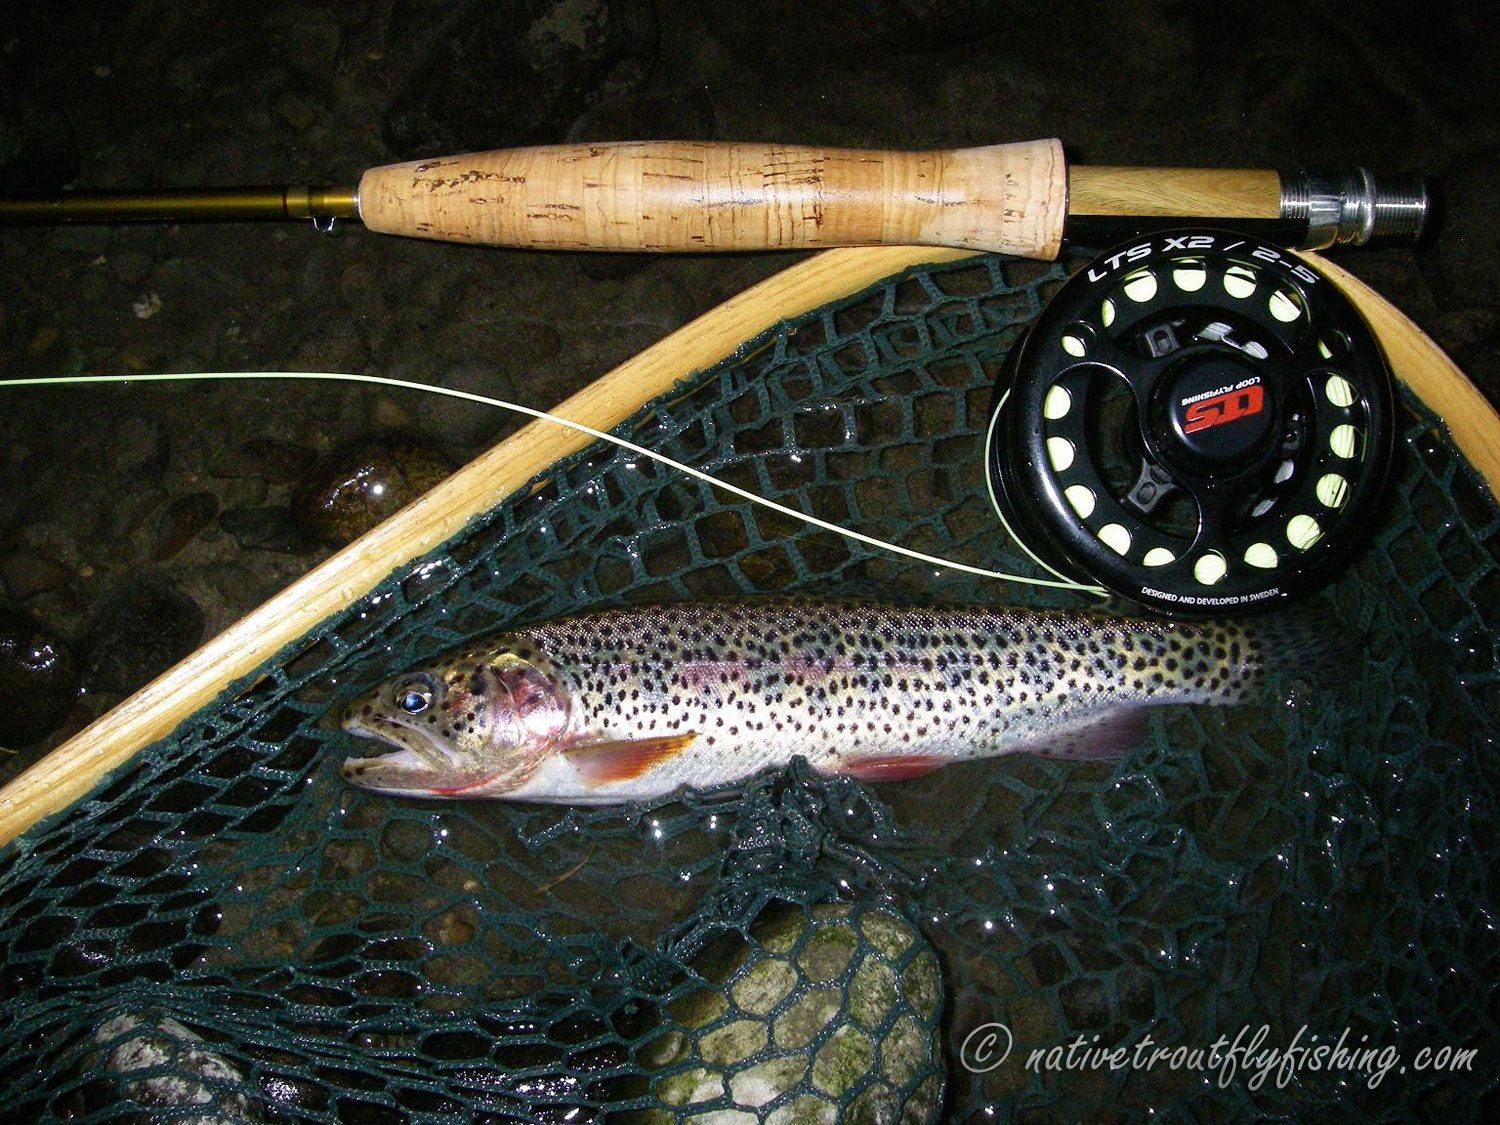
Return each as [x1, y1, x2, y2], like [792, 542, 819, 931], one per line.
[340, 598, 1307, 803]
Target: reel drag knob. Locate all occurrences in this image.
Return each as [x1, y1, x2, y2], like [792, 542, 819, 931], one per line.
[987, 229, 1395, 616]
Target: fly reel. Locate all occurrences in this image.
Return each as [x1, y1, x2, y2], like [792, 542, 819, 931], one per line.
[987, 230, 1395, 616]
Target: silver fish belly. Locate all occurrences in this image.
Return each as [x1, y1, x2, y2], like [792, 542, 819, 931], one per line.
[341, 599, 1266, 803]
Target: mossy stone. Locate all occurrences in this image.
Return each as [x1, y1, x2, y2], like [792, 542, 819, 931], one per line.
[655, 1065, 724, 1109]
[795, 922, 858, 983]
[848, 955, 899, 1031]
[731, 955, 798, 1017]
[773, 985, 841, 1051]
[764, 1094, 840, 1125]
[903, 950, 942, 1023]
[697, 1018, 766, 1067]
[879, 1015, 929, 1089]
[810, 1023, 875, 1098]
[728, 1053, 807, 1109]
[641, 901, 944, 1124]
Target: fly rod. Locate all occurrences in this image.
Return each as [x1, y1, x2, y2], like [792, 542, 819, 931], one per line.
[0, 139, 1429, 258]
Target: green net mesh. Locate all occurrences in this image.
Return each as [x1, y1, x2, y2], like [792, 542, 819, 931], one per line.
[1, 253, 1496, 1122]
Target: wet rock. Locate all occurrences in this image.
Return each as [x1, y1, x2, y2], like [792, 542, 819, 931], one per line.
[91, 485, 169, 554]
[78, 271, 112, 306]
[108, 251, 156, 286]
[210, 438, 319, 485]
[274, 92, 319, 134]
[217, 506, 312, 555]
[637, 901, 945, 1123]
[198, 561, 282, 625]
[0, 89, 79, 189]
[374, 396, 414, 430]
[152, 492, 220, 561]
[0, 608, 79, 746]
[846, 0, 1014, 52]
[293, 434, 455, 546]
[381, 0, 658, 157]
[336, 263, 390, 324]
[1429, 307, 1498, 354]
[567, 86, 716, 143]
[261, 4, 348, 77]
[83, 576, 205, 695]
[70, 1011, 264, 1123]
[147, 257, 254, 316]
[0, 548, 73, 602]
[1425, 148, 1500, 308]
[105, 416, 172, 481]
[281, 317, 368, 373]
[46, 223, 112, 255]
[27, 324, 61, 357]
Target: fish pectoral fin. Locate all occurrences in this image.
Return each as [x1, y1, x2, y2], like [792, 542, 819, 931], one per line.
[563, 733, 698, 786]
[1030, 706, 1148, 761]
[833, 753, 947, 782]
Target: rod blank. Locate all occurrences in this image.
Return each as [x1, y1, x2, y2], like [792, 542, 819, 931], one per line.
[0, 186, 359, 224]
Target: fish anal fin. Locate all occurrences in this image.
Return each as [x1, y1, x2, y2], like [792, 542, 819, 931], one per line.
[564, 733, 697, 785]
[835, 753, 947, 782]
[1030, 706, 1148, 761]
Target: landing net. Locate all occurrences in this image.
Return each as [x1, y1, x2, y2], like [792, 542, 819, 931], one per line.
[0, 253, 1495, 1121]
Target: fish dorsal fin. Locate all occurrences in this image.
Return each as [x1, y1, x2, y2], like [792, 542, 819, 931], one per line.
[563, 733, 698, 785]
[1029, 706, 1148, 761]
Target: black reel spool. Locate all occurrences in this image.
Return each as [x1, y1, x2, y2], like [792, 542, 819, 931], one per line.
[988, 229, 1395, 616]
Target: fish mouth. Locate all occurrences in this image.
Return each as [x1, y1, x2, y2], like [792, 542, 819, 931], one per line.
[340, 712, 457, 794]
[341, 746, 444, 796]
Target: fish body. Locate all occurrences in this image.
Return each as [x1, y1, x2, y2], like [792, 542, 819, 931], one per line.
[341, 598, 1271, 803]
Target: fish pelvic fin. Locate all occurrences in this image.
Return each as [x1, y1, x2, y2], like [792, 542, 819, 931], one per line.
[833, 753, 948, 781]
[563, 732, 698, 786]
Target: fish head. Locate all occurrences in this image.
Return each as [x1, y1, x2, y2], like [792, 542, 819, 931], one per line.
[340, 641, 567, 798]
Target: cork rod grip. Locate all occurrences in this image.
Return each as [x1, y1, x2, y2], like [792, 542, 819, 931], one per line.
[357, 139, 1068, 259]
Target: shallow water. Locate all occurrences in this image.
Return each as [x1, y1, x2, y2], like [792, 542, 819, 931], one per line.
[2, 245, 1497, 1120]
[1, 3, 1498, 1121]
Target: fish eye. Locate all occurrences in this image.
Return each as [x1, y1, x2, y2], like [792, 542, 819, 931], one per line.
[392, 677, 435, 715]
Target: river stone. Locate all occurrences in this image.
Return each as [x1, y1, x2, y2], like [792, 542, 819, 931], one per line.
[566, 86, 716, 146]
[640, 901, 944, 1124]
[72, 1011, 263, 1122]
[0, 548, 73, 602]
[210, 438, 319, 485]
[152, 492, 220, 561]
[0, 608, 79, 746]
[218, 506, 313, 555]
[857, 0, 1013, 51]
[292, 434, 454, 547]
[0, 90, 78, 189]
[83, 576, 204, 695]
[381, 0, 658, 157]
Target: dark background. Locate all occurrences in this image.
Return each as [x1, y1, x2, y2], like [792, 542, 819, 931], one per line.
[1, 0, 1497, 758]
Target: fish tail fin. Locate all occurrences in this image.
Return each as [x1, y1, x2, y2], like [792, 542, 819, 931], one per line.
[1237, 604, 1363, 700]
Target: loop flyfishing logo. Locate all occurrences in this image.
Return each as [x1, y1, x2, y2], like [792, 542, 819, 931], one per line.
[1181, 381, 1265, 434]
